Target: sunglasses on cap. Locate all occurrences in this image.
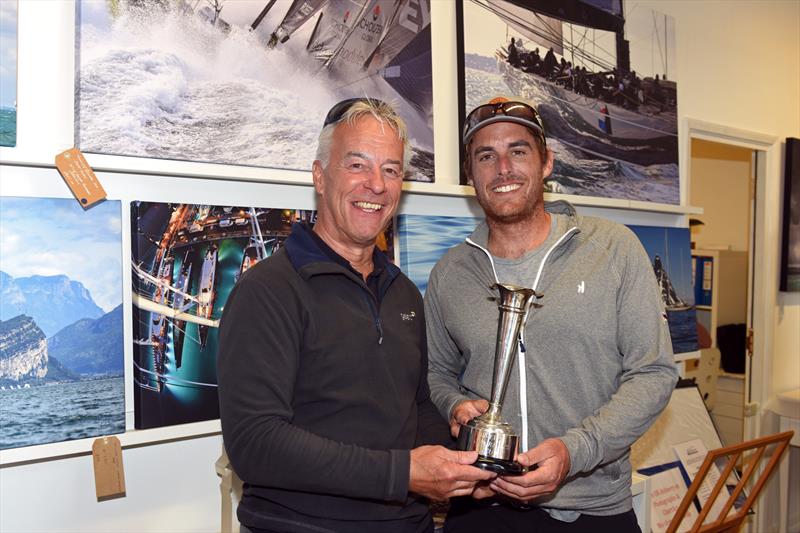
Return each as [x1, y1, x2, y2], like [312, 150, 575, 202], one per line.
[463, 100, 546, 147]
[323, 97, 389, 127]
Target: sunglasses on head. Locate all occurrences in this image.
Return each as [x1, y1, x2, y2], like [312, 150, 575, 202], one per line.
[463, 101, 546, 147]
[323, 97, 389, 127]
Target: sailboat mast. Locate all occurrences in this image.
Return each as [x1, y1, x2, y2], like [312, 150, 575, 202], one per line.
[615, 0, 630, 73]
[664, 13, 668, 78]
[250, 0, 279, 31]
[570, 24, 574, 64]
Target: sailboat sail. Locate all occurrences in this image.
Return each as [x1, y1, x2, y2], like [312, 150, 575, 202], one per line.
[581, 0, 622, 18]
[305, 0, 367, 64]
[503, 0, 624, 33]
[365, 0, 431, 72]
[380, 24, 432, 116]
[263, 0, 434, 180]
[653, 255, 692, 311]
[269, 0, 327, 45]
[485, 0, 564, 56]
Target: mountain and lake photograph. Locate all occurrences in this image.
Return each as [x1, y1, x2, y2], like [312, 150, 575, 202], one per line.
[0, 196, 124, 450]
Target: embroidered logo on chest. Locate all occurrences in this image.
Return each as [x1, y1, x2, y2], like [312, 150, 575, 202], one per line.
[400, 311, 416, 321]
[577, 280, 586, 294]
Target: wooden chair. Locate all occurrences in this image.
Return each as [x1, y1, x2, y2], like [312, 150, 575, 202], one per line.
[666, 430, 794, 533]
[215, 447, 243, 533]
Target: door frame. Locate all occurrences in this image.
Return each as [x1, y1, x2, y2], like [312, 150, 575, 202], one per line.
[685, 117, 781, 532]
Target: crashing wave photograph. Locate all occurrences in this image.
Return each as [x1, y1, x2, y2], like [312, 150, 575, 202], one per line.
[76, 0, 435, 181]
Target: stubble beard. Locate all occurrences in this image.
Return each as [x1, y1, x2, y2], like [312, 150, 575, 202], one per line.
[476, 178, 543, 227]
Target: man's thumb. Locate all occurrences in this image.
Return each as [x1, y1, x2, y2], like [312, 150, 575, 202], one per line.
[475, 399, 490, 414]
[454, 450, 479, 465]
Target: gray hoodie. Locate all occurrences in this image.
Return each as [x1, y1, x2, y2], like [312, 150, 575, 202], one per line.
[425, 200, 678, 515]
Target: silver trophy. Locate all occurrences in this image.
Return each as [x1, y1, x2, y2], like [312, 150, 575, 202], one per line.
[456, 283, 538, 475]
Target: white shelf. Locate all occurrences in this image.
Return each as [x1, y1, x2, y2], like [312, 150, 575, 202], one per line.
[0, 419, 221, 467]
[675, 350, 701, 362]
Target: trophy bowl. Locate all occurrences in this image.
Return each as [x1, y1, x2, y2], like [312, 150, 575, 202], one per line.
[457, 415, 524, 475]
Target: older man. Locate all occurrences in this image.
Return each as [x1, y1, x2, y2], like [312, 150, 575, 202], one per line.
[218, 98, 493, 533]
[425, 97, 678, 532]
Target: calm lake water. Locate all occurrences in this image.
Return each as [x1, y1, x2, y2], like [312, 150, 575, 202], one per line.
[0, 377, 125, 450]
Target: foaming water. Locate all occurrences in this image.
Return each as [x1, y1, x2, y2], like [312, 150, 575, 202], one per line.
[77, 4, 433, 179]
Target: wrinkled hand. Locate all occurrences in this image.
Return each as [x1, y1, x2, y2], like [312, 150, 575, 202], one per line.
[489, 438, 570, 503]
[409, 445, 496, 501]
[449, 399, 489, 438]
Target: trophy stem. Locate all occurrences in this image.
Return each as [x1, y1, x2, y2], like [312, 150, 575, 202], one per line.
[456, 283, 538, 476]
[487, 285, 535, 416]
[484, 403, 503, 422]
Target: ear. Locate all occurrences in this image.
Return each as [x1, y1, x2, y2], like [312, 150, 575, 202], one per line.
[312, 160, 325, 195]
[541, 149, 555, 180]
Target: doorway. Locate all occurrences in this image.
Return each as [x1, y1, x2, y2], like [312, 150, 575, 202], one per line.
[689, 138, 753, 448]
[686, 118, 782, 533]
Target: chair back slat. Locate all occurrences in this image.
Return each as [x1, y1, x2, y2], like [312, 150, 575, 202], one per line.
[665, 430, 794, 533]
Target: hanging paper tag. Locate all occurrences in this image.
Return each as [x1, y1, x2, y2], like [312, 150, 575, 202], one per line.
[91, 436, 126, 502]
[54, 148, 107, 208]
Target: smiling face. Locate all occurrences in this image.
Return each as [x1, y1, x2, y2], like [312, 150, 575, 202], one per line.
[312, 115, 404, 253]
[468, 121, 554, 225]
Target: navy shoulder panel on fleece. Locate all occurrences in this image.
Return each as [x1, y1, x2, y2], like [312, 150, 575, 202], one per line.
[284, 223, 330, 271]
[284, 222, 401, 282]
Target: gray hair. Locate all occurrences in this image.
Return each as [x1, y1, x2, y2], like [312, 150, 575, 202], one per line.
[315, 99, 412, 172]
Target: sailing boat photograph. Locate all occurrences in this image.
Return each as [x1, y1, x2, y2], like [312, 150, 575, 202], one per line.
[628, 225, 698, 354]
[131, 202, 316, 429]
[76, 0, 434, 181]
[457, 0, 679, 204]
[130, 201, 395, 429]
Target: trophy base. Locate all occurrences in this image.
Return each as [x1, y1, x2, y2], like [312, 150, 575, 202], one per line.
[474, 455, 526, 476]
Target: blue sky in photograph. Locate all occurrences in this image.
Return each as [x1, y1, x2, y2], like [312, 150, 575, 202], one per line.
[0, 197, 122, 311]
[0, 0, 17, 108]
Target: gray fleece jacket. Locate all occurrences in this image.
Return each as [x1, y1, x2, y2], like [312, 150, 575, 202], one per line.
[425, 200, 678, 515]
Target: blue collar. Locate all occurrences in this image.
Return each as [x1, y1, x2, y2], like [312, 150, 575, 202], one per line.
[284, 222, 400, 281]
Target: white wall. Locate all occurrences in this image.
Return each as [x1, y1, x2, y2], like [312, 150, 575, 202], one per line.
[639, 2, 800, 530]
[1, 435, 223, 533]
[1, 1, 799, 532]
[689, 139, 752, 252]
[638, 0, 800, 402]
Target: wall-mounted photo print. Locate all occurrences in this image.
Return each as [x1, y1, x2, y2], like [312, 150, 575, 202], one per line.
[131, 202, 394, 429]
[399, 215, 697, 354]
[0, 196, 124, 450]
[457, 0, 679, 204]
[628, 225, 698, 354]
[0, 0, 17, 147]
[780, 137, 799, 292]
[76, 0, 435, 181]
